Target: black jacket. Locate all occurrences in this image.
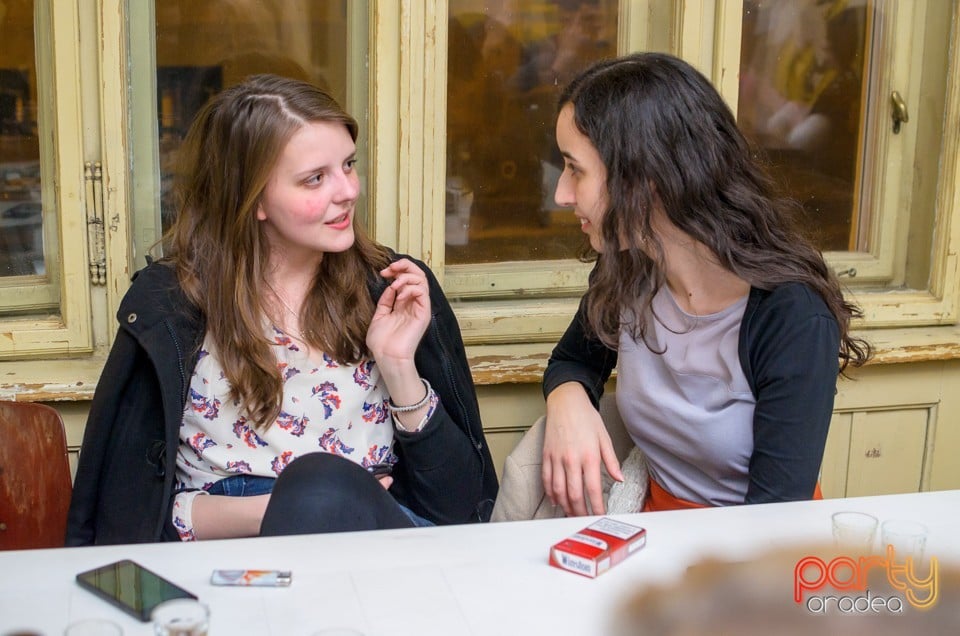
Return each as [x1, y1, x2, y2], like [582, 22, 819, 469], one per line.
[67, 255, 497, 545]
[543, 282, 840, 504]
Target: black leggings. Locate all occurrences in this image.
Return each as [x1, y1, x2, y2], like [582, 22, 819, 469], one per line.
[258, 453, 416, 536]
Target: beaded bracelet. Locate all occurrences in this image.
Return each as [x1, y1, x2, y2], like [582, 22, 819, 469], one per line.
[387, 378, 432, 413]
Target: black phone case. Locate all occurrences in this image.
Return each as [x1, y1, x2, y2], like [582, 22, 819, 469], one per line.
[75, 559, 197, 622]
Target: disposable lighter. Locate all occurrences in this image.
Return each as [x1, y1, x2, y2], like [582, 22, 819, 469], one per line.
[210, 569, 292, 587]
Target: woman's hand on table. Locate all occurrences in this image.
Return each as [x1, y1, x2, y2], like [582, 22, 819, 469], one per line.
[543, 382, 623, 516]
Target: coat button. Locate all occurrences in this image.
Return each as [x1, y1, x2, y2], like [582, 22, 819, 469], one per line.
[127, 313, 138, 323]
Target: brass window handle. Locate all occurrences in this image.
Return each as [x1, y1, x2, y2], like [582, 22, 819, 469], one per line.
[891, 90, 909, 134]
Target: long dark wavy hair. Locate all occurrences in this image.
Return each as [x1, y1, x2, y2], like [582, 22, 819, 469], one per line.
[559, 52, 870, 372]
[162, 74, 391, 428]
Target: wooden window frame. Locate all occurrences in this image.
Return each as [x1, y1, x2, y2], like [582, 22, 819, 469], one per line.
[689, 0, 960, 328]
[4, 0, 960, 393]
[0, 0, 105, 359]
[370, 0, 960, 355]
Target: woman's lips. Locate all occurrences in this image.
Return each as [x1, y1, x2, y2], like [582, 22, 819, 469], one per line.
[326, 212, 351, 230]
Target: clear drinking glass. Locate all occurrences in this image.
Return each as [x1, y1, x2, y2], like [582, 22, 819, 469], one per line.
[831, 511, 878, 553]
[63, 618, 123, 636]
[150, 598, 209, 636]
[881, 519, 928, 561]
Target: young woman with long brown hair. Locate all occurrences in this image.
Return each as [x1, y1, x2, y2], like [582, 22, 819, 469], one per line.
[68, 75, 497, 544]
[541, 53, 870, 515]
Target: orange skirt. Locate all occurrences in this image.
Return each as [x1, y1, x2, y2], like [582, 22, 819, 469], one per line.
[642, 478, 707, 512]
[642, 479, 824, 512]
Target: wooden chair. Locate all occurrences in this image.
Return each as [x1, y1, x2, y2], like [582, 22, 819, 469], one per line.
[0, 401, 72, 550]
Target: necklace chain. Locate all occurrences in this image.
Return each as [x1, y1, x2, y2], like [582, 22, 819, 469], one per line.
[265, 279, 311, 342]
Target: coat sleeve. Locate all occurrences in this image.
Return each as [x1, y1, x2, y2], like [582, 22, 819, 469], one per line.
[542, 293, 617, 409]
[744, 287, 840, 504]
[65, 328, 139, 545]
[386, 256, 498, 524]
[67, 301, 192, 545]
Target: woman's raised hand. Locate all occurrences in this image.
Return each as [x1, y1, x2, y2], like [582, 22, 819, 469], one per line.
[366, 258, 431, 372]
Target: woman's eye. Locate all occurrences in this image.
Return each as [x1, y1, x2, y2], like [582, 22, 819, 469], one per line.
[305, 173, 324, 186]
[345, 158, 358, 172]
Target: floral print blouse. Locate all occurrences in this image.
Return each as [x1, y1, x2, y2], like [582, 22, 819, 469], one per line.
[172, 326, 409, 540]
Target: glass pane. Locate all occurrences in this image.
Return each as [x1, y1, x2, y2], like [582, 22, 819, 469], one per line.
[152, 0, 359, 236]
[739, 0, 870, 252]
[446, 0, 618, 264]
[0, 0, 44, 278]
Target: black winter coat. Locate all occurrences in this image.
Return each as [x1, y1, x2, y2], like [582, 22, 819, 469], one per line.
[66, 255, 497, 545]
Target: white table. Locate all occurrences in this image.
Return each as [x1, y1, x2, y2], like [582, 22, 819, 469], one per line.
[2, 490, 958, 636]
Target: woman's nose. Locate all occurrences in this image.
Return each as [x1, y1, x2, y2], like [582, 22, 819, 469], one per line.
[554, 170, 574, 208]
[336, 170, 361, 203]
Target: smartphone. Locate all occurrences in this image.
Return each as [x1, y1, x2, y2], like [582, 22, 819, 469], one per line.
[75, 559, 197, 622]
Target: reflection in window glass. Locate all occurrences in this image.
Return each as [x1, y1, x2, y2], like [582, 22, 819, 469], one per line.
[0, 0, 43, 279]
[154, 0, 355, 233]
[739, 0, 869, 252]
[446, 0, 617, 264]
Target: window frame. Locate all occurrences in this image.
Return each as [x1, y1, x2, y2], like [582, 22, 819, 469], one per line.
[0, 0, 96, 359]
[370, 0, 669, 345]
[372, 0, 960, 351]
[3, 0, 960, 381]
[703, 0, 960, 328]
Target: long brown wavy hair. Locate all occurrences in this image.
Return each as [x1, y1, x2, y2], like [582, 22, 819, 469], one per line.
[559, 53, 870, 372]
[162, 74, 391, 429]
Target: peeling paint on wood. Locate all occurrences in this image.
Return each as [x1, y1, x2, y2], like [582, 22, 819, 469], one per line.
[0, 383, 96, 402]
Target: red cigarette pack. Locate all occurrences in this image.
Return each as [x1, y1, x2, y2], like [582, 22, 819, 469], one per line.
[549, 517, 647, 578]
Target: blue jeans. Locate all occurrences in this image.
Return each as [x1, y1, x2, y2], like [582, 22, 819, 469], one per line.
[205, 465, 434, 529]
[205, 474, 276, 497]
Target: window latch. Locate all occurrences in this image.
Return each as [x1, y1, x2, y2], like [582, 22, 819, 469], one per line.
[83, 161, 106, 285]
[890, 91, 909, 134]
